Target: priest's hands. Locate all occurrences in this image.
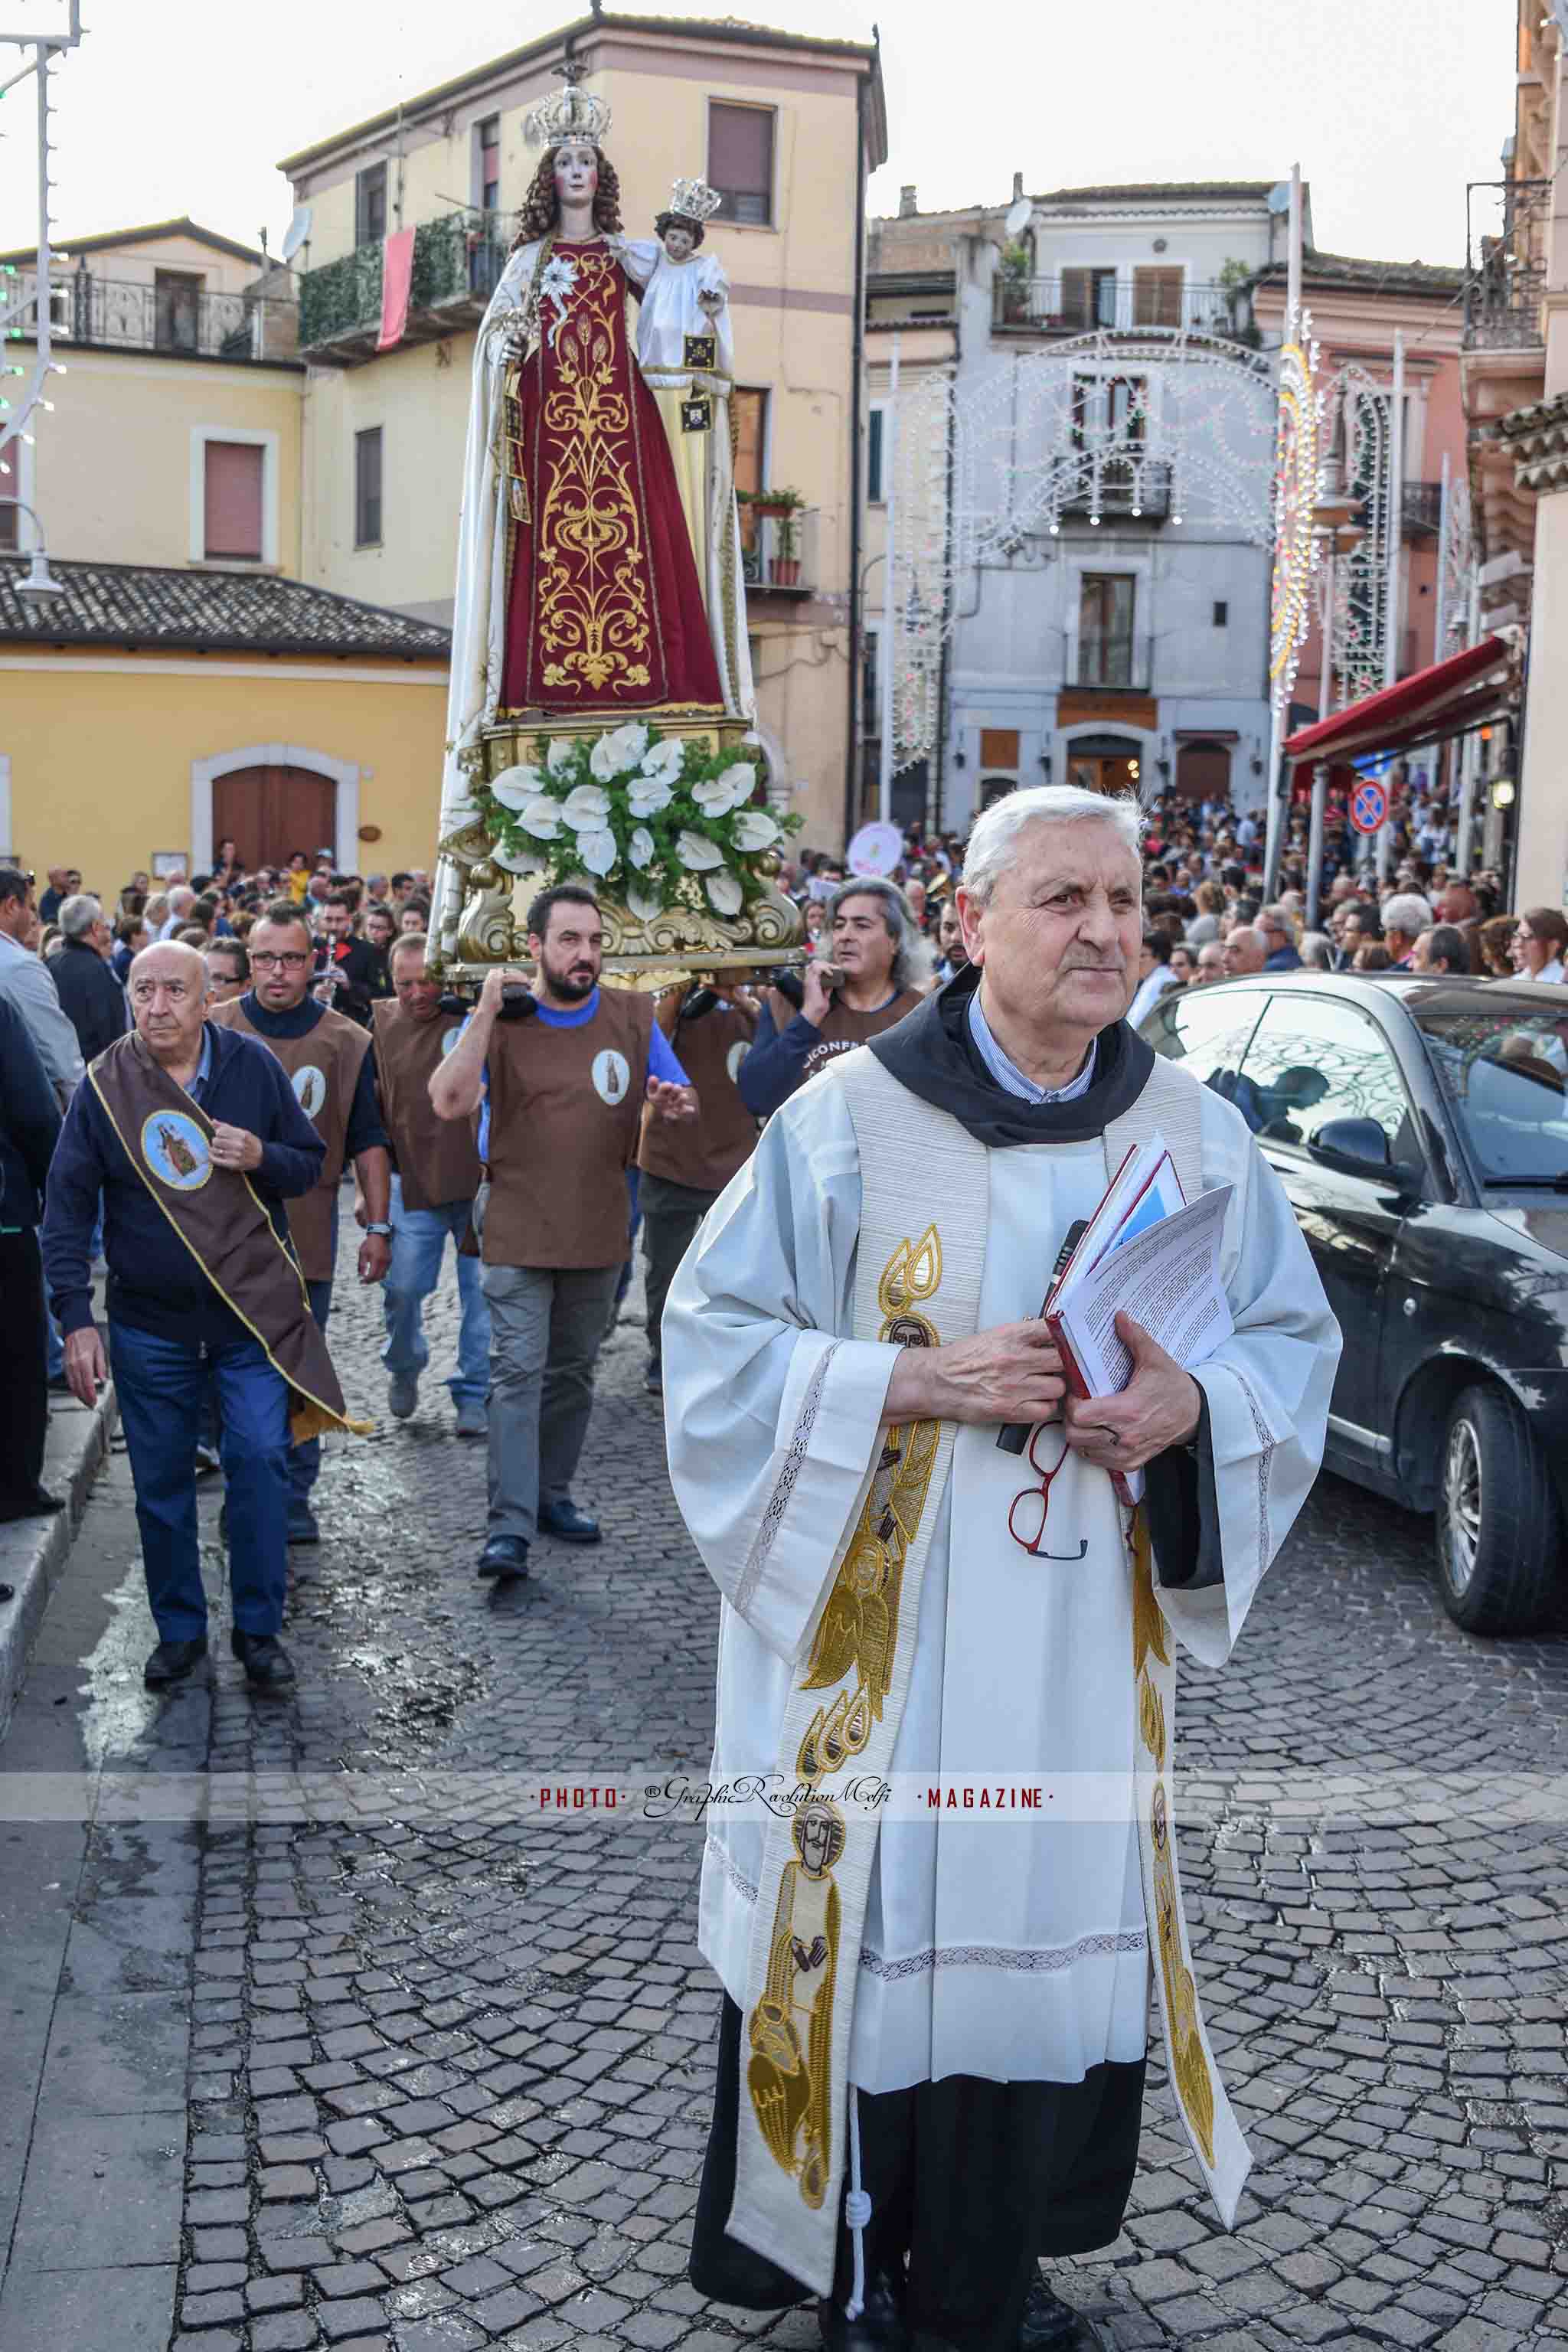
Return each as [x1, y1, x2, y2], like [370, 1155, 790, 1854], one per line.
[1064, 1314, 1201, 1474]
[881, 1321, 1066, 1428]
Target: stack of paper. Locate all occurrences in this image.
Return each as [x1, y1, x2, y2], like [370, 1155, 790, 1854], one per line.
[1043, 1132, 1234, 1503]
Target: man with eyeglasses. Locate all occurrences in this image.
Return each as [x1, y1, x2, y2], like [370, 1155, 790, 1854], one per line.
[41, 942, 345, 1692]
[209, 903, 392, 1545]
[666, 786, 1338, 2352]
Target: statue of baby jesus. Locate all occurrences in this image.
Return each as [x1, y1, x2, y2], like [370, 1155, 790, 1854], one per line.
[627, 181, 732, 387]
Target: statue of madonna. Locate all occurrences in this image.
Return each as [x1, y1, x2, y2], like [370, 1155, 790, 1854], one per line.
[439, 65, 740, 847]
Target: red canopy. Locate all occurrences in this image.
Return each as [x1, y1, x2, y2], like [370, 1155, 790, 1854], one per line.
[1282, 635, 1514, 766]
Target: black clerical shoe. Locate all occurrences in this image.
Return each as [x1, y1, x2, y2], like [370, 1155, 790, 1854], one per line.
[144, 1636, 208, 1687]
[230, 1630, 296, 1692]
[0, 1486, 64, 1524]
[286, 1508, 321, 1547]
[477, 1534, 530, 1580]
[1017, 2276, 1104, 2352]
[817, 2272, 910, 2352]
[537, 1498, 600, 1544]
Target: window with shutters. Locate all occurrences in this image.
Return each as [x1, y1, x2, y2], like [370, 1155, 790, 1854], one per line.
[355, 426, 383, 548]
[203, 441, 265, 560]
[708, 103, 774, 226]
[1078, 574, 1136, 688]
[980, 729, 1020, 769]
[1133, 265, 1184, 328]
[355, 162, 388, 247]
[867, 404, 886, 503]
[0, 499, 16, 552]
[476, 115, 501, 214]
[1060, 267, 1116, 331]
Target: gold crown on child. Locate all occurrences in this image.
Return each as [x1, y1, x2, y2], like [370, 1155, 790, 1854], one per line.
[525, 60, 612, 150]
[668, 176, 724, 224]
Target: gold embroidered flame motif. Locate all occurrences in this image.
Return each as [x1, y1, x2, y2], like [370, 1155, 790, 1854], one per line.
[1133, 1514, 1216, 2166]
[747, 1226, 944, 2207]
[534, 247, 654, 695]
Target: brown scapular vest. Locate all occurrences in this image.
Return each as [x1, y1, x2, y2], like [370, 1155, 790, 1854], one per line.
[371, 998, 483, 1214]
[482, 987, 655, 1269]
[763, 985, 924, 1099]
[210, 996, 371, 1281]
[637, 988, 760, 1194]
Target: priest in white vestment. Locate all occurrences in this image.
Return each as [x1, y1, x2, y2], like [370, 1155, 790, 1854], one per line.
[664, 786, 1341, 2352]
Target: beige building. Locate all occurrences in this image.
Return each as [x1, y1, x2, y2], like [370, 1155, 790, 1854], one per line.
[278, 9, 887, 853]
[0, 219, 448, 883]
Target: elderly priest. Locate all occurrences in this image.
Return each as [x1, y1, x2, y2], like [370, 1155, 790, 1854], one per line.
[668, 786, 1341, 2352]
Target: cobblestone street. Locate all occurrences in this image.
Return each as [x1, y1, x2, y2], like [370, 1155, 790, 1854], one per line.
[2, 1227, 1567, 2352]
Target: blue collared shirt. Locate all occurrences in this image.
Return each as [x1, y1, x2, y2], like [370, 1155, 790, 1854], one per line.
[966, 991, 1098, 1106]
[188, 1024, 215, 1107]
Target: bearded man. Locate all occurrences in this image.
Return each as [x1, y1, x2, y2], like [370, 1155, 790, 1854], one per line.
[665, 786, 1340, 2352]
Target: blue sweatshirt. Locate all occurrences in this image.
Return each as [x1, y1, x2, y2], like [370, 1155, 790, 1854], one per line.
[41, 1021, 325, 1344]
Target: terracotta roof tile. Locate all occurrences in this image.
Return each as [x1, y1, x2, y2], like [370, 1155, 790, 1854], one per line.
[0, 558, 452, 658]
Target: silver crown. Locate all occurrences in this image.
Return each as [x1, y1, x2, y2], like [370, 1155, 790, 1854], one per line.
[668, 176, 723, 224]
[524, 60, 612, 151]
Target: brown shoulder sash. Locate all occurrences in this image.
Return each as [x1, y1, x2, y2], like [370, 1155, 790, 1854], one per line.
[90, 1031, 368, 1446]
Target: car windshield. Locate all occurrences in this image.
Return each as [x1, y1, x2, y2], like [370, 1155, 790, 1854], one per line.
[1413, 1008, 1568, 1183]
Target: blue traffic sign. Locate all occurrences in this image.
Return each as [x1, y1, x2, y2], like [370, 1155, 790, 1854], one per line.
[1349, 779, 1389, 835]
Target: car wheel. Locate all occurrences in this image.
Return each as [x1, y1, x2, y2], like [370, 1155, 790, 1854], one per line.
[1435, 1384, 1561, 1635]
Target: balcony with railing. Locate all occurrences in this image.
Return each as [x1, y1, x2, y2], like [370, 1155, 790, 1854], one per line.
[297, 211, 511, 363]
[994, 273, 1240, 339]
[1060, 458, 1173, 524]
[1462, 178, 1550, 354]
[7, 270, 296, 363]
[740, 506, 819, 599]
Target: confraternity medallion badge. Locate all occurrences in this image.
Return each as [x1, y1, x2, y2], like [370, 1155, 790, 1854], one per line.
[142, 1111, 211, 1192]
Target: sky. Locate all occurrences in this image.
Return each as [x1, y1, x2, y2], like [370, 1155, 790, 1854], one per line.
[0, 0, 1518, 264]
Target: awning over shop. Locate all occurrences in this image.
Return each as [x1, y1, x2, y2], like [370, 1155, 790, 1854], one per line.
[1282, 635, 1514, 768]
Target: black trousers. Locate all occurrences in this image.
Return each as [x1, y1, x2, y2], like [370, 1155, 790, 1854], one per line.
[690, 1996, 1145, 2352]
[639, 1172, 717, 1374]
[0, 1228, 49, 1514]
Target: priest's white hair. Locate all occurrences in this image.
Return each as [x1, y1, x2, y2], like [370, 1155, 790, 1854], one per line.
[961, 786, 1145, 909]
[825, 877, 933, 994]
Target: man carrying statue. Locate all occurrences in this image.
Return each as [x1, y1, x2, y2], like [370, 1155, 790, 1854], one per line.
[665, 786, 1341, 2352]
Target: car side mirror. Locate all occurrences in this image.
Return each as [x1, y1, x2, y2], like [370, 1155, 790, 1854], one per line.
[1308, 1116, 1418, 1187]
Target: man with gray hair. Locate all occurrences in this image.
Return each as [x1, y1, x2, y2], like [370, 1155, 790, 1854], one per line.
[52, 892, 129, 1067]
[738, 877, 926, 1116]
[158, 884, 197, 941]
[1380, 892, 1435, 972]
[0, 864, 83, 1106]
[667, 785, 1339, 2352]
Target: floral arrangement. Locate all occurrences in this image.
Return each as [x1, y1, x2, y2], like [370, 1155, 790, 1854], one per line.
[476, 722, 802, 925]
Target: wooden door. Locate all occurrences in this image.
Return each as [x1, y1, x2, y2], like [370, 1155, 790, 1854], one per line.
[212, 766, 336, 874]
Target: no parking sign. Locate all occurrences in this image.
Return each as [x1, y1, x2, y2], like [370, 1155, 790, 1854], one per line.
[1349, 778, 1388, 835]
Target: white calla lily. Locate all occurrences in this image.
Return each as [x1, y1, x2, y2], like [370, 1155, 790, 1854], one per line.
[705, 870, 744, 917]
[490, 763, 546, 811]
[559, 783, 612, 831]
[730, 809, 779, 851]
[546, 737, 578, 773]
[629, 826, 656, 870]
[639, 737, 686, 786]
[627, 880, 665, 923]
[676, 828, 725, 871]
[590, 721, 651, 779]
[518, 795, 562, 838]
[627, 776, 673, 818]
[715, 761, 757, 810]
[577, 828, 619, 877]
[493, 841, 546, 876]
[691, 775, 736, 816]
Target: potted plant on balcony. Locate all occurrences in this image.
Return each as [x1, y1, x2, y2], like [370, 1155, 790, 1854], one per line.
[753, 485, 804, 586]
[1000, 240, 1033, 324]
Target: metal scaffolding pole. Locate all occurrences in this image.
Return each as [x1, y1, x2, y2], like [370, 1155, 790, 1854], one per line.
[1377, 331, 1405, 884]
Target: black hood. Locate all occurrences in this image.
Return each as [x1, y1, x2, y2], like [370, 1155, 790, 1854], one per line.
[867, 962, 1155, 1148]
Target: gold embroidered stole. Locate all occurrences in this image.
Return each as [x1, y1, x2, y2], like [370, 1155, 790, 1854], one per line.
[727, 1047, 1251, 2292]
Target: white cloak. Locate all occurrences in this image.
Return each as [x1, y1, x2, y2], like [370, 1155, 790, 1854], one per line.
[665, 1064, 1339, 2096]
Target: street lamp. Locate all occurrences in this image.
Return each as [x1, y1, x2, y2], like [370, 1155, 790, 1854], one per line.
[0, 497, 64, 597]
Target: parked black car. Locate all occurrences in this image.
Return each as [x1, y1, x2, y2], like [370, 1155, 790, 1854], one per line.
[1140, 973, 1568, 1635]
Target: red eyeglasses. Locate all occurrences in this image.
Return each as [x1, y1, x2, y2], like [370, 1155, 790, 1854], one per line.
[1008, 1422, 1089, 1561]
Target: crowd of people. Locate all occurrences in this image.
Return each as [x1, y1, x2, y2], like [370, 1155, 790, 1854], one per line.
[0, 770, 1562, 1691]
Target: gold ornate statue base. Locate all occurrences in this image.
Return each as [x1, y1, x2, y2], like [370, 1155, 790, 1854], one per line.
[429, 711, 806, 993]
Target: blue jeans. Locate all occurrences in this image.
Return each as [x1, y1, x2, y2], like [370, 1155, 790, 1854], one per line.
[110, 1321, 289, 1643]
[381, 1177, 490, 1406]
[287, 1274, 334, 1520]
